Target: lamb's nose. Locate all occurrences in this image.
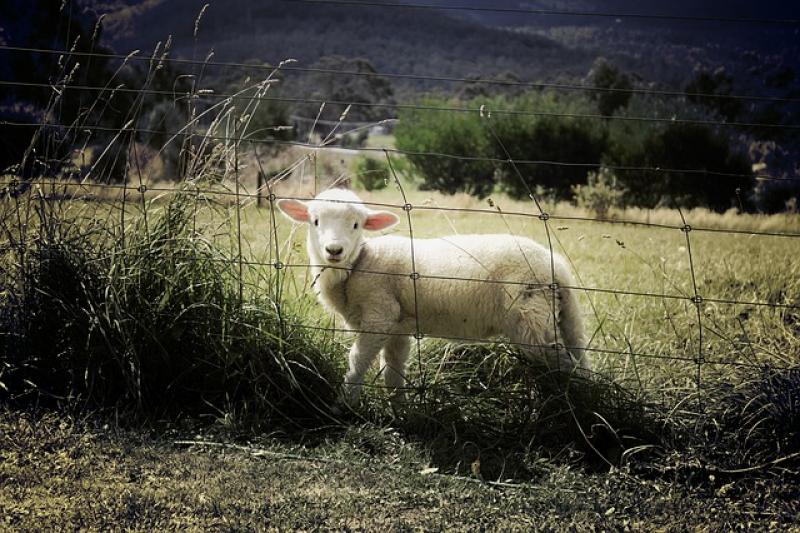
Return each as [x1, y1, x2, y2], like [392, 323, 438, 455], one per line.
[326, 245, 343, 256]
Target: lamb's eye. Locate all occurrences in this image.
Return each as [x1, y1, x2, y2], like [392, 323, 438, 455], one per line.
[314, 219, 319, 227]
[353, 222, 359, 230]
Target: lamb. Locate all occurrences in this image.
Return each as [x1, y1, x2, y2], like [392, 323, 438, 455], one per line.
[277, 188, 591, 405]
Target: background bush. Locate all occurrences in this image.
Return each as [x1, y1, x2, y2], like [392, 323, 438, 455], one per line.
[606, 121, 753, 210]
[397, 92, 760, 211]
[353, 156, 389, 191]
[395, 99, 496, 197]
[572, 166, 626, 218]
[488, 93, 608, 200]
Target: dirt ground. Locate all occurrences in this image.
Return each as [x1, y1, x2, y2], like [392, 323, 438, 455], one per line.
[1, 410, 798, 532]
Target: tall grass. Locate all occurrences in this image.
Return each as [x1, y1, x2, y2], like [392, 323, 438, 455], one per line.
[0, 186, 342, 427]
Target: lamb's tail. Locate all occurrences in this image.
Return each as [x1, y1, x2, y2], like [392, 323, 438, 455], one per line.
[558, 281, 592, 376]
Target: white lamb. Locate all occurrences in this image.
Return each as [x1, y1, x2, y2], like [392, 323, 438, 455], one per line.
[278, 189, 591, 405]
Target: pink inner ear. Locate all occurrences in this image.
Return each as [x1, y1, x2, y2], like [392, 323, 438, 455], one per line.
[364, 211, 399, 231]
[277, 199, 309, 222]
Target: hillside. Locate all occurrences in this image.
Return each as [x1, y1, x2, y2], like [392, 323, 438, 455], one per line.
[86, 0, 592, 91]
[435, 0, 800, 29]
[82, 1, 799, 103]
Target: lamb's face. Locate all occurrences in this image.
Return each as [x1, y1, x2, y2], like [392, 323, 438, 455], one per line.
[307, 201, 368, 265]
[277, 190, 399, 266]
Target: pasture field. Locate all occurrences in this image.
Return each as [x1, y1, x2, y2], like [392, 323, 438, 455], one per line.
[3, 1, 799, 526]
[235, 178, 800, 385]
[2, 174, 800, 530]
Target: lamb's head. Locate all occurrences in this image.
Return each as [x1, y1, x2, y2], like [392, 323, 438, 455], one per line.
[277, 189, 399, 266]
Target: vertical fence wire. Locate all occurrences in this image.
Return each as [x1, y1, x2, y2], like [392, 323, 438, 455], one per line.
[385, 151, 425, 400]
[267, 181, 287, 342]
[234, 140, 245, 305]
[481, 109, 564, 372]
[677, 207, 705, 411]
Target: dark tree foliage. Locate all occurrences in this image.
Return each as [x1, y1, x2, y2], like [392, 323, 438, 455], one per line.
[395, 102, 496, 197]
[685, 69, 743, 122]
[591, 58, 633, 118]
[396, 94, 607, 200]
[0, 1, 200, 183]
[491, 114, 608, 200]
[104, 0, 586, 95]
[749, 141, 800, 213]
[0, 0, 122, 178]
[611, 123, 753, 211]
[296, 56, 395, 124]
[456, 71, 526, 101]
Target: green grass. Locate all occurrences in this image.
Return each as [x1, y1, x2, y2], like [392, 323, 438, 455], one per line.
[1, 182, 799, 532]
[2, 107, 799, 527]
[3, 179, 798, 482]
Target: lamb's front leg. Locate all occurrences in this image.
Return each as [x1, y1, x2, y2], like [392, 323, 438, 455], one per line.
[342, 332, 391, 406]
[380, 335, 410, 404]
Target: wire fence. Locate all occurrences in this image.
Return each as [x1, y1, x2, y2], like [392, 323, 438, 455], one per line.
[1, 21, 799, 412]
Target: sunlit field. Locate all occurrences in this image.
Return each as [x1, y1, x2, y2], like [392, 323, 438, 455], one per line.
[3, 167, 800, 528]
[6, 160, 799, 407]
[3, 0, 800, 520]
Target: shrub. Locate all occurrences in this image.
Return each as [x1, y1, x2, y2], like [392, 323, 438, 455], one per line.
[395, 99, 496, 197]
[492, 114, 607, 200]
[685, 69, 743, 122]
[485, 93, 607, 200]
[572, 166, 626, 218]
[353, 156, 389, 191]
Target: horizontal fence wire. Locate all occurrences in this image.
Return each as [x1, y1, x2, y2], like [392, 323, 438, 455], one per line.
[4, 179, 800, 240]
[4, 180, 799, 315]
[287, 0, 800, 25]
[2, 78, 799, 133]
[255, 321, 788, 371]
[2, 44, 800, 105]
[4, 120, 797, 186]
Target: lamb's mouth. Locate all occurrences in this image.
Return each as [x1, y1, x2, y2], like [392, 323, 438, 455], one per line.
[326, 255, 343, 264]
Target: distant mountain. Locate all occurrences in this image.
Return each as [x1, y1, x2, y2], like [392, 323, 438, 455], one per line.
[434, 0, 800, 30]
[82, 0, 592, 94]
[80, 0, 799, 98]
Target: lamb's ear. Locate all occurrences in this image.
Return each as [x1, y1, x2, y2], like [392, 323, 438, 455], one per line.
[364, 210, 399, 231]
[276, 198, 310, 223]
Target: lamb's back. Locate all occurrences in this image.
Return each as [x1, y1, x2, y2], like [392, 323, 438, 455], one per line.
[350, 235, 561, 337]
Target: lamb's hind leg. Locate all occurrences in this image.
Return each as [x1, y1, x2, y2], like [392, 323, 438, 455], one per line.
[380, 335, 410, 403]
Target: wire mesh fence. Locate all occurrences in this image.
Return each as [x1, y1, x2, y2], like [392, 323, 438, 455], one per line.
[1, 27, 799, 435]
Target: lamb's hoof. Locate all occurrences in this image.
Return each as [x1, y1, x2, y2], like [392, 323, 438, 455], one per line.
[331, 390, 359, 418]
[388, 392, 407, 417]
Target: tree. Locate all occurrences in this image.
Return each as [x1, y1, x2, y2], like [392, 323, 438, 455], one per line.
[685, 68, 743, 122]
[489, 93, 607, 200]
[395, 99, 496, 197]
[590, 58, 633, 117]
[608, 123, 753, 211]
[296, 56, 395, 126]
[492, 115, 607, 200]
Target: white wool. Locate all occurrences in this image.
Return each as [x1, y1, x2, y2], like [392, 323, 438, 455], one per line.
[278, 189, 591, 405]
